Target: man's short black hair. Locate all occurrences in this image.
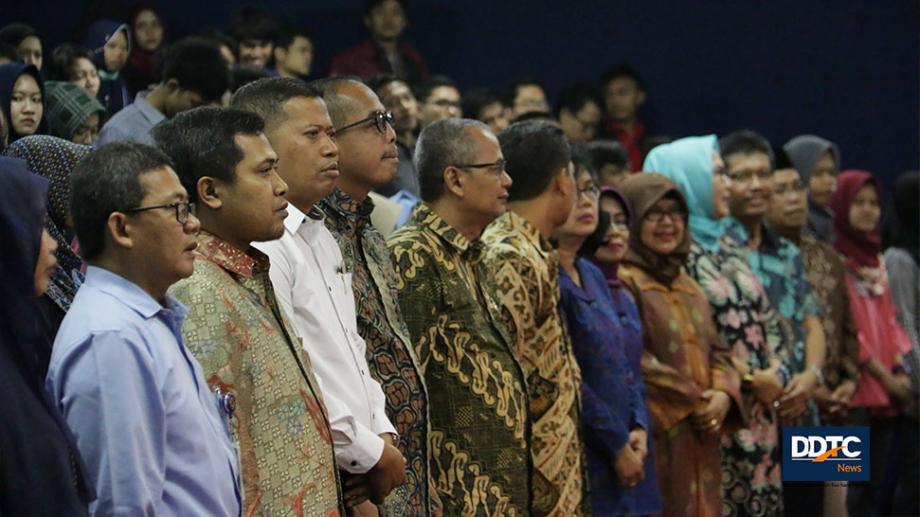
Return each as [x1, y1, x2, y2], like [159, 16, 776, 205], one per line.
[499, 119, 571, 202]
[773, 147, 793, 171]
[412, 75, 458, 104]
[720, 129, 775, 169]
[161, 37, 230, 102]
[45, 43, 94, 82]
[230, 77, 322, 129]
[231, 67, 270, 93]
[555, 83, 601, 117]
[274, 26, 310, 50]
[461, 88, 502, 121]
[415, 117, 489, 202]
[152, 107, 265, 202]
[585, 139, 628, 171]
[511, 111, 555, 124]
[70, 141, 174, 260]
[200, 27, 237, 55]
[601, 64, 645, 91]
[0, 23, 39, 48]
[228, 7, 278, 44]
[365, 0, 407, 16]
[571, 144, 597, 179]
[365, 73, 402, 95]
[504, 76, 545, 105]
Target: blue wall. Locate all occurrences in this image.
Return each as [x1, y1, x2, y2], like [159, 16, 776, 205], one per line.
[4, 0, 917, 189]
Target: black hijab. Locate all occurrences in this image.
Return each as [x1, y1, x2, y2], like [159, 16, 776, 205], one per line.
[0, 63, 49, 143]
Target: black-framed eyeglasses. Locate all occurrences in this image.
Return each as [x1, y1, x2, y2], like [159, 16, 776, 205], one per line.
[577, 183, 600, 199]
[124, 201, 196, 224]
[454, 158, 507, 176]
[333, 110, 394, 136]
[644, 207, 686, 224]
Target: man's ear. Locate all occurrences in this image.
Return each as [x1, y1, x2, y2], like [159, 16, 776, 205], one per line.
[444, 166, 464, 198]
[197, 177, 223, 210]
[163, 78, 180, 94]
[554, 166, 574, 198]
[105, 211, 134, 251]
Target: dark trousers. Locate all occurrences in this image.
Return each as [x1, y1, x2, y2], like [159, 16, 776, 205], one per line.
[889, 414, 920, 516]
[845, 409, 896, 517]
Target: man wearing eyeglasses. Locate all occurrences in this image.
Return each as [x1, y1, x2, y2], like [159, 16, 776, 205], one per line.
[46, 141, 241, 516]
[386, 118, 532, 515]
[413, 75, 462, 131]
[316, 77, 436, 516]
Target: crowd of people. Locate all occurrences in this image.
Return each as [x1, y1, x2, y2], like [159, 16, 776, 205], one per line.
[0, 1, 918, 516]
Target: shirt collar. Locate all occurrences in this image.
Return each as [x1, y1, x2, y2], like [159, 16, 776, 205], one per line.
[133, 91, 166, 125]
[503, 211, 553, 254]
[85, 265, 187, 320]
[196, 231, 269, 278]
[413, 203, 472, 254]
[283, 202, 326, 235]
[323, 188, 375, 222]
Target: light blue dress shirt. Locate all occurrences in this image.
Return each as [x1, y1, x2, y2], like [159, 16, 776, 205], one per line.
[95, 91, 165, 147]
[46, 266, 241, 516]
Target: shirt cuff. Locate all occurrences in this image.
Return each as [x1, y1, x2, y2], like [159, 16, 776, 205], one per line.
[336, 425, 385, 474]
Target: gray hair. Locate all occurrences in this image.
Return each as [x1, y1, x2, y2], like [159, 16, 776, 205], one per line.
[415, 117, 491, 202]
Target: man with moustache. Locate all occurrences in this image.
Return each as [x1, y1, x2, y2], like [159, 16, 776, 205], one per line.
[153, 107, 341, 516]
[316, 76, 437, 516]
[367, 73, 420, 197]
[230, 77, 406, 514]
[387, 118, 532, 515]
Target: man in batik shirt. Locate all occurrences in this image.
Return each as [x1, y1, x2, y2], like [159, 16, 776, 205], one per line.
[316, 76, 437, 515]
[153, 107, 342, 516]
[481, 119, 588, 516]
[388, 118, 531, 515]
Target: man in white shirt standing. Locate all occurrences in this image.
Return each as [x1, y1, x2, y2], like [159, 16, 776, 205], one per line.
[231, 77, 406, 514]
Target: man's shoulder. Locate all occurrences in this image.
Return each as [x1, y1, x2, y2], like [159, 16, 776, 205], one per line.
[170, 259, 237, 301]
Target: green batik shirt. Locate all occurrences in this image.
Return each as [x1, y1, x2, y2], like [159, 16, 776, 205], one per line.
[388, 203, 532, 516]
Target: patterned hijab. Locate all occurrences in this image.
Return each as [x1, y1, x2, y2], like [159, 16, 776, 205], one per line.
[44, 81, 105, 141]
[831, 169, 882, 268]
[643, 134, 724, 252]
[4, 135, 91, 310]
[620, 172, 691, 285]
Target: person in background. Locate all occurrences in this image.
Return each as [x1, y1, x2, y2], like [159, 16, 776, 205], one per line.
[599, 64, 648, 171]
[461, 87, 509, 135]
[271, 26, 313, 79]
[46, 141, 241, 515]
[331, 0, 430, 83]
[201, 28, 236, 68]
[0, 63, 46, 143]
[557, 157, 662, 516]
[97, 37, 230, 146]
[413, 75, 461, 131]
[481, 119, 588, 515]
[125, 5, 167, 96]
[0, 42, 18, 65]
[830, 170, 913, 517]
[556, 84, 603, 144]
[504, 77, 550, 120]
[0, 23, 42, 70]
[227, 7, 277, 71]
[586, 139, 629, 187]
[618, 171, 743, 517]
[0, 156, 93, 516]
[367, 73, 420, 197]
[784, 134, 841, 243]
[85, 20, 131, 117]
[43, 82, 106, 145]
[46, 43, 102, 97]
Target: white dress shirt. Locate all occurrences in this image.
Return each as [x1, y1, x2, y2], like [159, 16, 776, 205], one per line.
[255, 204, 396, 474]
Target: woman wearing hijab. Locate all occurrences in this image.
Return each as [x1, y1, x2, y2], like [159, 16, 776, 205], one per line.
[4, 135, 91, 376]
[125, 5, 166, 96]
[0, 63, 47, 145]
[0, 156, 93, 515]
[618, 172, 741, 517]
[784, 134, 842, 243]
[556, 158, 662, 516]
[44, 81, 106, 145]
[85, 20, 131, 116]
[644, 136, 790, 515]
[831, 170, 913, 517]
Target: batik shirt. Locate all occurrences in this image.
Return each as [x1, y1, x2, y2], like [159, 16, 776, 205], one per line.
[388, 204, 531, 516]
[321, 189, 433, 515]
[170, 232, 342, 517]
[481, 211, 588, 516]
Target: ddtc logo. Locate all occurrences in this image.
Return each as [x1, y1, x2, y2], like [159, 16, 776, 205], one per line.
[783, 427, 870, 481]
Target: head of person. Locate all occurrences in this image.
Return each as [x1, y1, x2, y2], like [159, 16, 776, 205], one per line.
[153, 106, 287, 248]
[70, 141, 199, 295]
[593, 187, 632, 266]
[586, 139, 628, 187]
[157, 37, 231, 117]
[228, 7, 277, 70]
[720, 129, 774, 223]
[46, 43, 101, 96]
[416, 117, 511, 227]
[0, 23, 42, 70]
[459, 88, 507, 135]
[643, 135, 729, 249]
[554, 147, 601, 245]
[499, 119, 575, 227]
[600, 64, 645, 124]
[272, 27, 313, 78]
[86, 20, 130, 73]
[0, 42, 17, 66]
[507, 78, 549, 119]
[413, 75, 461, 129]
[231, 77, 337, 208]
[620, 172, 690, 284]
[129, 6, 165, 53]
[0, 64, 46, 142]
[367, 73, 418, 136]
[231, 67, 270, 94]
[783, 134, 840, 208]
[765, 148, 808, 237]
[316, 77, 398, 196]
[882, 170, 919, 261]
[43, 81, 105, 145]
[364, 0, 408, 43]
[556, 84, 602, 144]
[201, 28, 237, 68]
[830, 170, 882, 268]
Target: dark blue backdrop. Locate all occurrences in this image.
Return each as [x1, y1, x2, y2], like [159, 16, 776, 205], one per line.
[4, 0, 917, 189]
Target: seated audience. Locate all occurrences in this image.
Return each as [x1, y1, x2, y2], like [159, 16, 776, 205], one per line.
[783, 134, 841, 243]
[43, 82, 106, 145]
[85, 20, 131, 116]
[46, 43, 101, 97]
[0, 63, 46, 143]
[461, 87, 509, 135]
[0, 22, 42, 70]
[599, 64, 648, 171]
[505, 77, 549, 119]
[227, 7, 277, 71]
[271, 26, 313, 79]
[124, 5, 167, 96]
[586, 139, 629, 187]
[556, 83, 602, 143]
[413, 75, 461, 130]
